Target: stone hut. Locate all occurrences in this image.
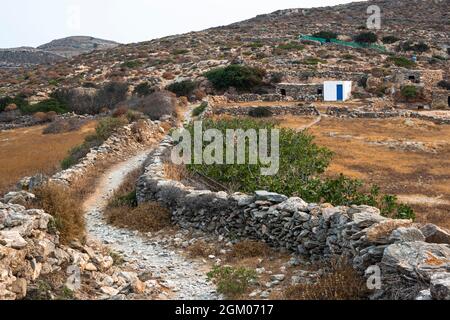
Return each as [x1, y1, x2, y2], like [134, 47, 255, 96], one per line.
[431, 89, 450, 109]
[392, 68, 443, 88]
[276, 83, 323, 101]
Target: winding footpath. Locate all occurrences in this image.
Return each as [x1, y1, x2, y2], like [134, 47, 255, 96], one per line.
[83, 147, 220, 300]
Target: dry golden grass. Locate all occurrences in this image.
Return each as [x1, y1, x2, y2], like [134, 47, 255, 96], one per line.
[163, 163, 189, 181]
[106, 202, 172, 233]
[283, 258, 368, 300]
[0, 121, 96, 195]
[278, 116, 450, 229]
[188, 240, 218, 258]
[226, 240, 271, 261]
[33, 182, 85, 244]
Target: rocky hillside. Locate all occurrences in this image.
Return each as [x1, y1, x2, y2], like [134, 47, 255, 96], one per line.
[0, 47, 64, 68]
[37, 36, 119, 58]
[0, 36, 118, 69]
[0, 0, 447, 99]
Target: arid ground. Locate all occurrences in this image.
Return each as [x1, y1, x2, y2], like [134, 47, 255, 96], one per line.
[279, 116, 450, 229]
[0, 121, 96, 194]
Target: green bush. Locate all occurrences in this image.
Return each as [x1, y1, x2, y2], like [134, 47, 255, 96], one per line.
[248, 107, 273, 118]
[61, 117, 128, 169]
[192, 102, 208, 117]
[313, 31, 338, 40]
[401, 85, 418, 99]
[186, 119, 414, 219]
[95, 117, 129, 141]
[172, 49, 189, 55]
[382, 36, 400, 44]
[133, 82, 154, 97]
[0, 94, 29, 113]
[388, 56, 415, 68]
[21, 98, 67, 114]
[207, 266, 257, 298]
[186, 119, 333, 197]
[354, 32, 378, 44]
[204, 64, 266, 92]
[437, 80, 450, 90]
[166, 80, 196, 97]
[399, 41, 429, 53]
[302, 58, 326, 65]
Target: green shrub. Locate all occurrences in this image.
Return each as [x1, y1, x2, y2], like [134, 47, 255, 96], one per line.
[388, 56, 415, 68]
[172, 49, 189, 55]
[204, 64, 266, 92]
[133, 82, 154, 97]
[186, 119, 333, 197]
[382, 36, 400, 44]
[207, 266, 257, 298]
[401, 85, 418, 100]
[313, 31, 338, 40]
[166, 80, 196, 97]
[0, 95, 29, 113]
[21, 98, 67, 114]
[354, 32, 378, 44]
[95, 116, 129, 141]
[192, 102, 208, 117]
[302, 58, 326, 65]
[248, 107, 273, 118]
[186, 119, 414, 219]
[399, 41, 429, 53]
[48, 79, 59, 86]
[61, 117, 128, 169]
[437, 80, 450, 90]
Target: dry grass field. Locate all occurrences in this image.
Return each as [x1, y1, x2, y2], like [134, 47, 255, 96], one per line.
[0, 121, 96, 195]
[279, 116, 450, 228]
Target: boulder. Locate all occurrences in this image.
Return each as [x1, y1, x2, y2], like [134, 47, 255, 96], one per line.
[420, 224, 450, 245]
[382, 242, 450, 281]
[349, 206, 387, 228]
[255, 191, 288, 203]
[415, 289, 432, 300]
[3, 191, 35, 206]
[430, 272, 450, 300]
[277, 197, 308, 213]
[0, 231, 28, 249]
[389, 227, 426, 243]
[365, 220, 413, 244]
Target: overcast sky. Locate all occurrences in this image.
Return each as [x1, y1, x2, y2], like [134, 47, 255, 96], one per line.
[1, 0, 361, 48]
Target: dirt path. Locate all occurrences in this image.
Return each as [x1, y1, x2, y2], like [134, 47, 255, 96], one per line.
[83, 148, 220, 300]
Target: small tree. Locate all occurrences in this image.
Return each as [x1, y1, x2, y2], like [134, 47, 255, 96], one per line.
[166, 80, 196, 97]
[133, 82, 154, 97]
[401, 85, 418, 100]
[313, 31, 338, 40]
[354, 32, 378, 44]
[204, 65, 266, 92]
[135, 91, 177, 120]
[382, 36, 400, 44]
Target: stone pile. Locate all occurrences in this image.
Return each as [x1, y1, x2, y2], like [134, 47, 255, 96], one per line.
[137, 137, 450, 300]
[0, 199, 160, 300]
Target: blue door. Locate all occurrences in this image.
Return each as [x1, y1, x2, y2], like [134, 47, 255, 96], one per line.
[336, 84, 344, 101]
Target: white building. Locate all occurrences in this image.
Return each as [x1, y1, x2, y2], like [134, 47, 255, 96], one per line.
[323, 81, 352, 102]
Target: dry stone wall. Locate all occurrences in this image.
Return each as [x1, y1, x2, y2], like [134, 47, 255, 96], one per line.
[51, 119, 164, 186]
[0, 119, 167, 300]
[137, 137, 450, 300]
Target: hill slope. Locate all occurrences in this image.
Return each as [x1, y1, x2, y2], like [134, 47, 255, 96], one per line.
[38, 36, 119, 58]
